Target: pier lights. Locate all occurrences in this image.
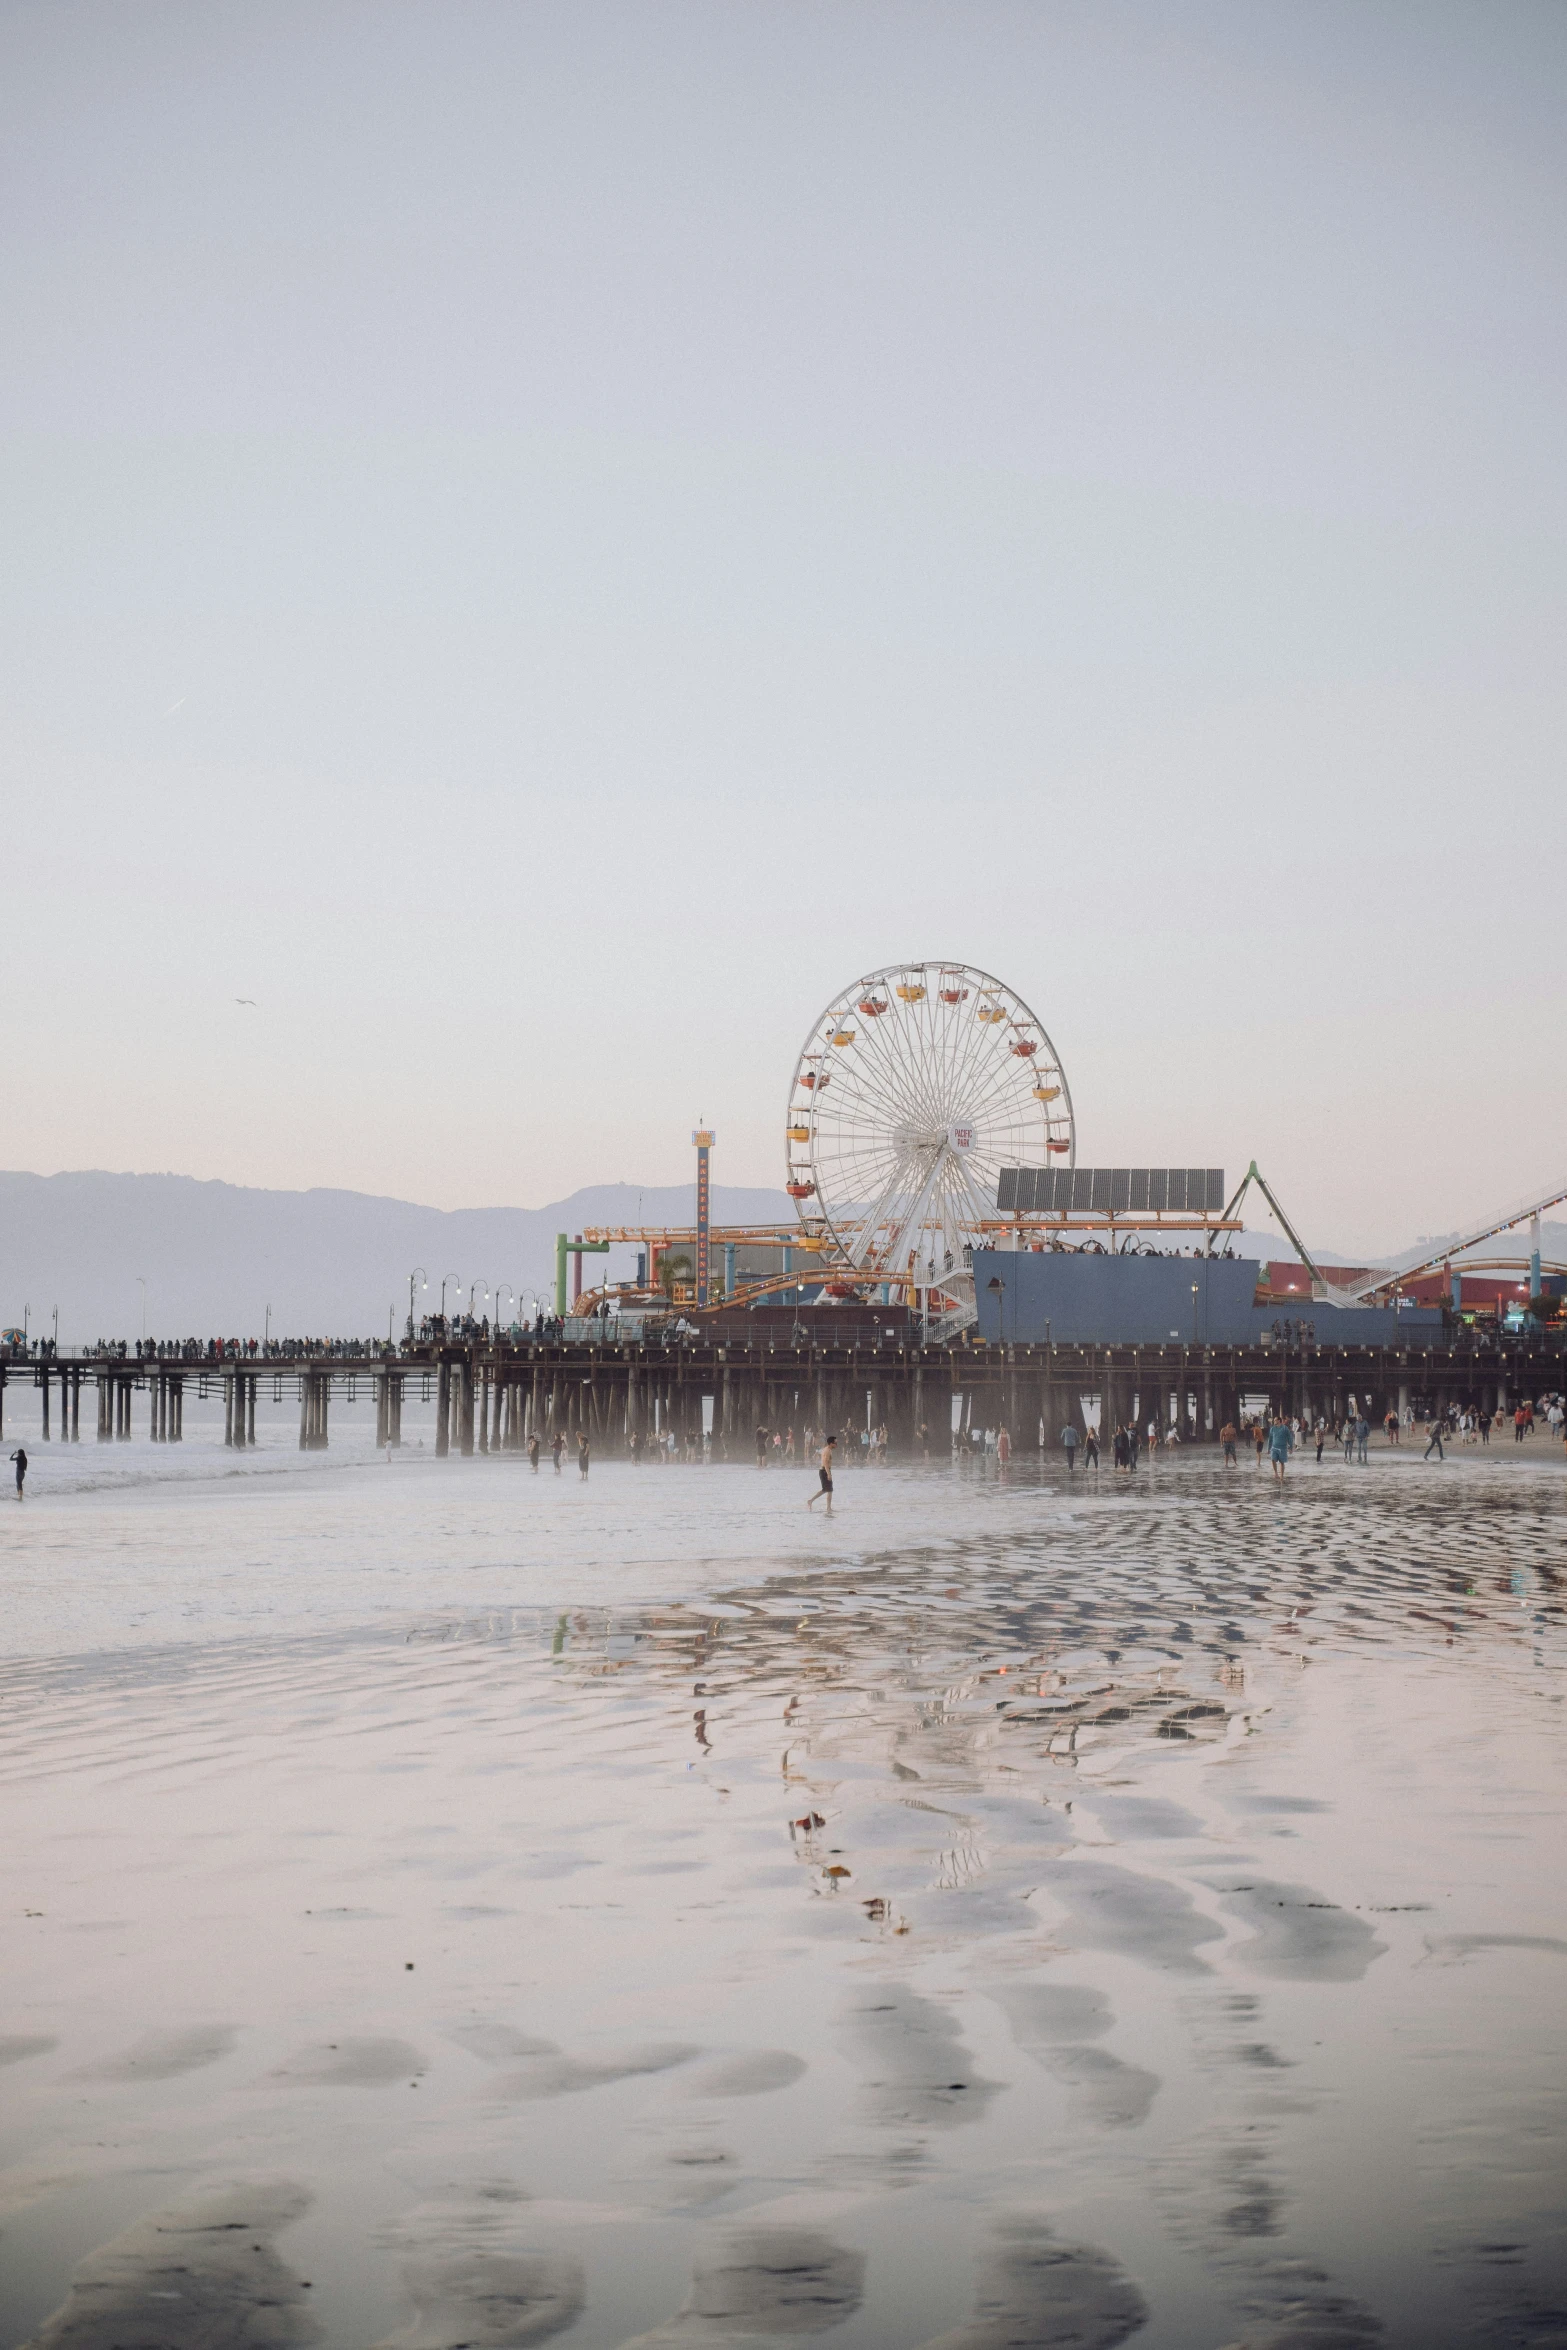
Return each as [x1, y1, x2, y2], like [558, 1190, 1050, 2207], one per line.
[493, 1283, 515, 1331]
[439, 1273, 462, 1323]
[408, 1268, 428, 1337]
[468, 1281, 489, 1324]
[136, 1277, 146, 1342]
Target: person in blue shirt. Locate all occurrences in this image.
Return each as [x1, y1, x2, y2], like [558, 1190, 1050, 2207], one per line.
[1266, 1418, 1294, 1485]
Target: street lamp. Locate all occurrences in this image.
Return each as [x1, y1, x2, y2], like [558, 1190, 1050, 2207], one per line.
[265, 1303, 272, 1351]
[408, 1267, 427, 1338]
[136, 1276, 146, 1343]
[439, 1273, 462, 1324]
[493, 1283, 515, 1331]
[987, 1274, 1008, 1439]
[468, 1281, 489, 1323]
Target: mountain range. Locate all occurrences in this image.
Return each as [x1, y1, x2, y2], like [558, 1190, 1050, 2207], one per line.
[0, 1171, 794, 1343]
[2, 1170, 1560, 1341]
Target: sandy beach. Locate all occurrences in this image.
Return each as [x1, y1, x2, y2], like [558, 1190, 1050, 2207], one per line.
[2, 1437, 1564, 2347]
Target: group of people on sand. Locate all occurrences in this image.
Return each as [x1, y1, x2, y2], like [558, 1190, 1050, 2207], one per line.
[1057, 1421, 1154, 1474]
[518, 1431, 591, 1477]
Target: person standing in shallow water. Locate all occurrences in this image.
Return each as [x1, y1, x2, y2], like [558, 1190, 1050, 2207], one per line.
[807, 1432, 836, 1512]
[528, 1435, 541, 1472]
[577, 1433, 590, 1478]
[551, 1432, 565, 1474]
[9, 1446, 26, 1497]
[1267, 1417, 1294, 1485]
[1061, 1423, 1078, 1473]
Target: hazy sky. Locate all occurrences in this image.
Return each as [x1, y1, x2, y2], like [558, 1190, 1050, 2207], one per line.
[3, 1, 1564, 1255]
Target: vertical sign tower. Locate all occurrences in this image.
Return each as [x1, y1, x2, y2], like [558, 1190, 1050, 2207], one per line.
[692, 1128, 715, 1307]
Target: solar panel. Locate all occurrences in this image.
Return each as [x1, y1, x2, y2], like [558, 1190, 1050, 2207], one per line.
[993, 1166, 1226, 1215]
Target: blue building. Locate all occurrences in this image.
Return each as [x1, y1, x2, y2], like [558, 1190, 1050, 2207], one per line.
[971, 1249, 1442, 1349]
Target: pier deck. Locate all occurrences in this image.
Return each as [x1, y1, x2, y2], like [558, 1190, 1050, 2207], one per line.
[3, 1328, 1561, 1454]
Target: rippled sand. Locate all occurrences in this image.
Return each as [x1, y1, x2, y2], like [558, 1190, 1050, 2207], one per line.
[2, 1439, 1564, 2347]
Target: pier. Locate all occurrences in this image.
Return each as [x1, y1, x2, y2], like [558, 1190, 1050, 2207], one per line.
[3, 1324, 1562, 1455]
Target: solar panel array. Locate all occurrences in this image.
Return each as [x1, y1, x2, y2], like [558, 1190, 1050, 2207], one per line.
[997, 1167, 1226, 1214]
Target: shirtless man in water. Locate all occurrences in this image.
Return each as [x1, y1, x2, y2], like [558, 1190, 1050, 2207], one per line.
[807, 1433, 836, 1512]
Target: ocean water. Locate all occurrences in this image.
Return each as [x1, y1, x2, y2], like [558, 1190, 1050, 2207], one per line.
[1, 1430, 1564, 2349]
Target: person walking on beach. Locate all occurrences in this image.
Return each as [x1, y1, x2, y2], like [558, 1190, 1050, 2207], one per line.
[1355, 1411, 1370, 1465]
[9, 1446, 26, 1497]
[1315, 1422, 1326, 1463]
[755, 1425, 770, 1468]
[528, 1434, 541, 1472]
[1061, 1423, 1078, 1474]
[1220, 1420, 1238, 1466]
[1425, 1416, 1446, 1461]
[551, 1432, 566, 1474]
[1267, 1418, 1294, 1485]
[1252, 1424, 1265, 1469]
[1084, 1427, 1100, 1470]
[807, 1433, 836, 1512]
[577, 1433, 590, 1479]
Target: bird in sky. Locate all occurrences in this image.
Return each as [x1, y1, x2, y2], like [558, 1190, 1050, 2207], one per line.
[235, 997, 260, 1007]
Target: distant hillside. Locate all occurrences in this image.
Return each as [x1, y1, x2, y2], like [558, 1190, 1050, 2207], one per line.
[0, 1171, 795, 1343]
[8, 1168, 1554, 1343]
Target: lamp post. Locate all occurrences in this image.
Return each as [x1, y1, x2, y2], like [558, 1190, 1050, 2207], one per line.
[468, 1281, 489, 1326]
[493, 1283, 515, 1334]
[408, 1268, 427, 1340]
[987, 1274, 1008, 1438]
[265, 1304, 272, 1352]
[136, 1277, 146, 1344]
[439, 1273, 461, 1328]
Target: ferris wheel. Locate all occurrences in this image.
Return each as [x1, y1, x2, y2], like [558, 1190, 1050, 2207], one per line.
[785, 960, 1075, 1288]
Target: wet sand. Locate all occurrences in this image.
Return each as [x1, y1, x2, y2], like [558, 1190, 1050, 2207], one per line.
[1, 1439, 1564, 2347]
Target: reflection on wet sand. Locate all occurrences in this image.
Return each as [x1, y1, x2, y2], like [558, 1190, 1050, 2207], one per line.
[1, 1452, 1564, 2346]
